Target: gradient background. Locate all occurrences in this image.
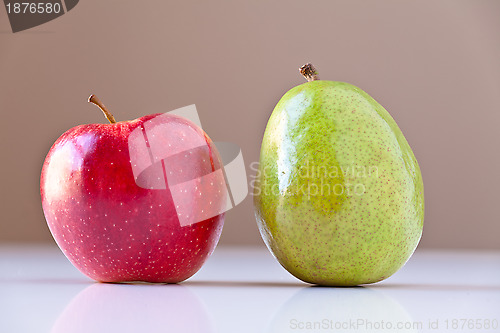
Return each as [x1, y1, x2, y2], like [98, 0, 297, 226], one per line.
[0, 0, 499, 249]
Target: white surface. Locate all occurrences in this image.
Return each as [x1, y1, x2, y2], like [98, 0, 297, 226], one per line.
[0, 246, 499, 333]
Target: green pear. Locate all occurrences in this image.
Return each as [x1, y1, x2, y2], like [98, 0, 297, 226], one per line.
[254, 64, 424, 286]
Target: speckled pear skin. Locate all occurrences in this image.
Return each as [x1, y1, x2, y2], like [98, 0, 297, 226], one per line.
[254, 80, 424, 286]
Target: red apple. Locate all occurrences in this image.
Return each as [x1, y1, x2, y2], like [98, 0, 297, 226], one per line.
[40, 95, 227, 283]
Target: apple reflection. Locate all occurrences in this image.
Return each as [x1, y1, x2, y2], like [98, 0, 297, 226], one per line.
[51, 283, 214, 333]
[267, 286, 417, 333]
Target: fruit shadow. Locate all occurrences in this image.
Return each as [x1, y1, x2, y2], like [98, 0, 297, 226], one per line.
[186, 280, 500, 291]
[184, 280, 365, 288]
[0, 277, 92, 285]
[368, 282, 500, 291]
[8, 278, 495, 291]
[184, 280, 306, 288]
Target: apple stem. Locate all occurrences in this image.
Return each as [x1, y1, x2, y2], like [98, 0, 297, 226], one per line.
[299, 63, 320, 82]
[88, 95, 117, 124]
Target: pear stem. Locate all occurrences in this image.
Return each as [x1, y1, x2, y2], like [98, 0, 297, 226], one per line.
[88, 95, 116, 124]
[299, 63, 320, 82]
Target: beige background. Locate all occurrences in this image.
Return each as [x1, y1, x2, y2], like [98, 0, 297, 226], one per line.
[0, 0, 499, 249]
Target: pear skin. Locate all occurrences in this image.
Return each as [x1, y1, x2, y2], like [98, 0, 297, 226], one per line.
[254, 64, 424, 286]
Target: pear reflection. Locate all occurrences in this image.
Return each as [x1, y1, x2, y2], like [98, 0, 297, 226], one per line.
[51, 283, 214, 333]
[268, 286, 417, 333]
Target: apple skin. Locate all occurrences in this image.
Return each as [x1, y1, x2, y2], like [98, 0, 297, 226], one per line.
[41, 113, 225, 283]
